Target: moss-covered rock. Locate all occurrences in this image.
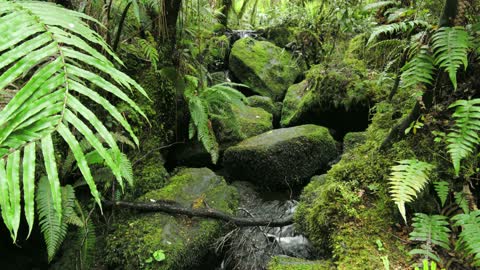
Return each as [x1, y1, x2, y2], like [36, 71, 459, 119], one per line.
[204, 34, 230, 70]
[247, 95, 282, 124]
[280, 59, 383, 135]
[105, 168, 238, 270]
[263, 26, 297, 48]
[343, 132, 367, 153]
[267, 256, 336, 270]
[223, 125, 338, 189]
[212, 103, 273, 146]
[229, 37, 301, 101]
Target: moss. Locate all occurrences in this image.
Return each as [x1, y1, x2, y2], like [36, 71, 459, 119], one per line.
[229, 37, 301, 101]
[343, 132, 367, 153]
[262, 26, 297, 48]
[223, 125, 338, 189]
[105, 168, 238, 270]
[203, 34, 230, 69]
[281, 58, 385, 127]
[212, 103, 273, 147]
[267, 256, 336, 270]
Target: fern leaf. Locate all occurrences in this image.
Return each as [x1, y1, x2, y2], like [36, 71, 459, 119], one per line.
[367, 20, 429, 45]
[0, 1, 146, 242]
[432, 27, 470, 90]
[434, 181, 449, 207]
[401, 46, 436, 88]
[409, 213, 450, 263]
[37, 177, 68, 262]
[452, 211, 480, 266]
[23, 143, 36, 238]
[455, 191, 470, 214]
[388, 159, 434, 223]
[446, 99, 480, 176]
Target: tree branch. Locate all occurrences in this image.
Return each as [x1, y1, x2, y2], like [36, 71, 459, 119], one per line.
[103, 200, 294, 227]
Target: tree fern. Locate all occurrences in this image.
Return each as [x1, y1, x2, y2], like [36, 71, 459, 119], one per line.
[433, 181, 449, 207]
[452, 210, 480, 266]
[446, 99, 480, 176]
[388, 159, 434, 223]
[401, 46, 436, 89]
[0, 1, 146, 242]
[409, 213, 450, 263]
[432, 27, 470, 90]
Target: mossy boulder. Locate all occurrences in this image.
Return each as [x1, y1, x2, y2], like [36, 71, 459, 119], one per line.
[280, 59, 383, 136]
[267, 256, 335, 270]
[229, 37, 301, 101]
[212, 103, 273, 146]
[105, 168, 238, 270]
[223, 125, 338, 189]
[247, 95, 282, 124]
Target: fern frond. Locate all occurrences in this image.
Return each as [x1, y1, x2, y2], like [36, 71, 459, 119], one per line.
[401, 46, 436, 89]
[367, 20, 430, 45]
[363, 1, 396, 11]
[446, 99, 480, 176]
[455, 191, 470, 214]
[37, 177, 70, 262]
[409, 213, 450, 263]
[388, 159, 435, 223]
[452, 210, 480, 266]
[432, 27, 470, 90]
[136, 37, 159, 70]
[434, 181, 449, 207]
[0, 1, 146, 241]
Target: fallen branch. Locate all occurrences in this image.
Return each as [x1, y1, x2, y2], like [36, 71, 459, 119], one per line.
[103, 200, 294, 227]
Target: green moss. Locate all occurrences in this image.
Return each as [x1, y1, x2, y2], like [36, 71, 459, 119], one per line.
[267, 256, 335, 270]
[105, 168, 238, 270]
[281, 58, 385, 127]
[212, 103, 273, 147]
[223, 125, 338, 189]
[343, 132, 367, 153]
[229, 37, 301, 101]
[262, 26, 297, 48]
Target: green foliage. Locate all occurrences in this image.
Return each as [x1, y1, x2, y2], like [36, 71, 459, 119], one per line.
[433, 181, 449, 207]
[388, 159, 434, 223]
[432, 27, 470, 90]
[409, 213, 450, 263]
[0, 1, 145, 243]
[367, 20, 430, 45]
[363, 1, 396, 12]
[184, 75, 247, 163]
[452, 210, 480, 266]
[454, 191, 470, 214]
[446, 99, 480, 176]
[414, 260, 441, 270]
[401, 46, 436, 89]
[37, 177, 74, 262]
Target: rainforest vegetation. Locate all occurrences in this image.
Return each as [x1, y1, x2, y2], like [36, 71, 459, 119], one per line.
[0, 0, 480, 269]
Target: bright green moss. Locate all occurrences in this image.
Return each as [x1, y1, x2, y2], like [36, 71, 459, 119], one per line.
[229, 37, 301, 101]
[267, 256, 336, 270]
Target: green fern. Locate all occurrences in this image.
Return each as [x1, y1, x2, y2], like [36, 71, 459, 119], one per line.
[454, 191, 470, 214]
[446, 99, 480, 176]
[409, 213, 450, 263]
[452, 210, 480, 266]
[184, 75, 247, 163]
[432, 27, 470, 90]
[37, 177, 79, 262]
[388, 159, 435, 223]
[0, 1, 146, 242]
[433, 181, 449, 207]
[367, 20, 430, 45]
[401, 46, 436, 89]
[136, 34, 159, 70]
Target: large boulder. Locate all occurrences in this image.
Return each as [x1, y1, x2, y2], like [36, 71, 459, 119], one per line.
[223, 125, 338, 189]
[280, 59, 382, 136]
[212, 103, 273, 147]
[229, 37, 302, 101]
[105, 168, 238, 270]
[247, 95, 283, 125]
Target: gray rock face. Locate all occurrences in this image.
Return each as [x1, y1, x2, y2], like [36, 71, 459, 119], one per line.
[229, 37, 301, 101]
[223, 125, 338, 189]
